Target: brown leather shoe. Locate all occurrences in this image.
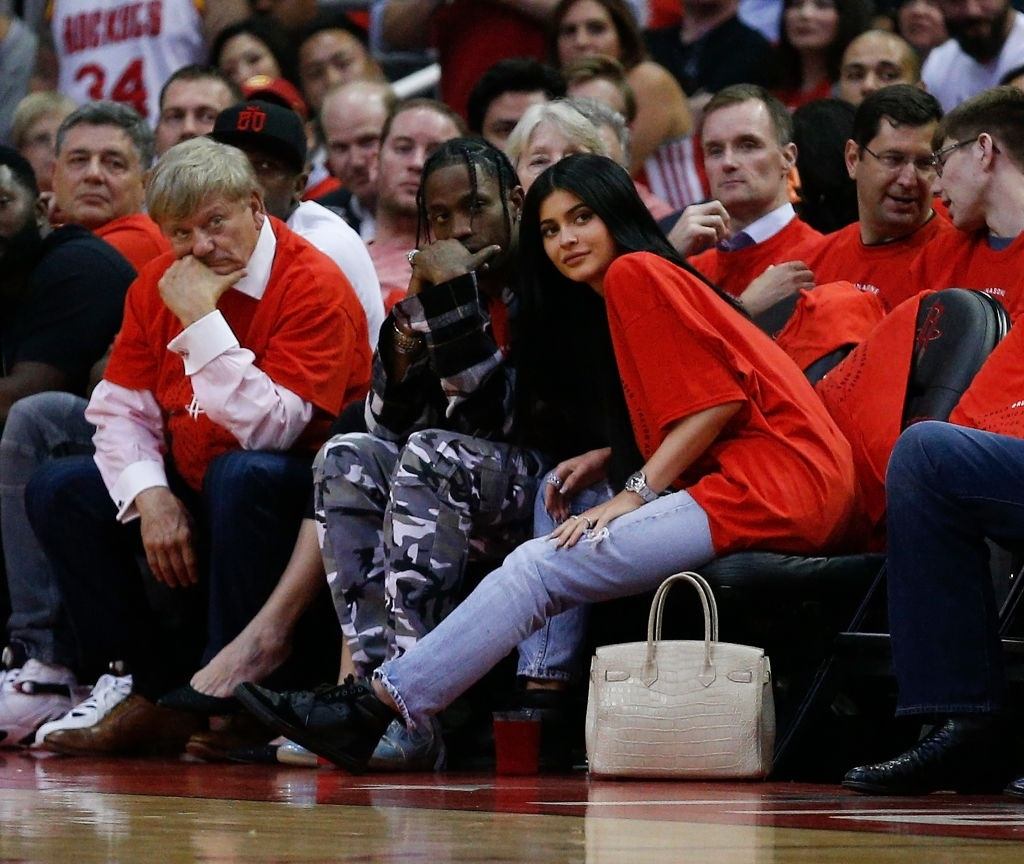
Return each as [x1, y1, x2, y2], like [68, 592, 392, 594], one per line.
[185, 713, 271, 762]
[42, 694, 203, 756]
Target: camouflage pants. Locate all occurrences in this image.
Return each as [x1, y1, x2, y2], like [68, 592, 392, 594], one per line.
[314, 429, 547, 676]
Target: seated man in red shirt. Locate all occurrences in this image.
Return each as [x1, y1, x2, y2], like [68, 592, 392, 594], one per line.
[20, 137, 371, 757]
[51, 101, 170, 273]
[805, 84, 954, 312]
[908, 85, 1024, 323]
[676, 85, 823, 316]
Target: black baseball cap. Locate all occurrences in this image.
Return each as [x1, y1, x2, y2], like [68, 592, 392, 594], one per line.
[210, 100, 307, 174]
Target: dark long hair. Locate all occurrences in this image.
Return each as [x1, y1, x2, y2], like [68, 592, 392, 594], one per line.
[210, 17, 299, 86]
[516, 153, 735, 487]
[770, 0, 874, 92]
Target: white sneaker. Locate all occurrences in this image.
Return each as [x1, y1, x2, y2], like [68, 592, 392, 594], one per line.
[33, 673, 133, 747]
[0, 659, 77, 748]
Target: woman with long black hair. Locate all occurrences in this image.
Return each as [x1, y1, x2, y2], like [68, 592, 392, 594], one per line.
[236, 154, 859, 770]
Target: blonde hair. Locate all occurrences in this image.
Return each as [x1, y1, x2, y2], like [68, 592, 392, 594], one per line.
[11, 92, 77, 150]
[147, 137, 258, 224]
[504, 99, 607, 167]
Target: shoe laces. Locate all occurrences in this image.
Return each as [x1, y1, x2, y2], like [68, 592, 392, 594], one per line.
[68, 674, 133, 719]
[313, 675, 368, 704]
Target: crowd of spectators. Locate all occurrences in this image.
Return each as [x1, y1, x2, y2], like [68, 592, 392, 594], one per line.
[2, 0, 1024, 798]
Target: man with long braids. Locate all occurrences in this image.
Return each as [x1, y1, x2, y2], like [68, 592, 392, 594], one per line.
[311, 137, 597, 770]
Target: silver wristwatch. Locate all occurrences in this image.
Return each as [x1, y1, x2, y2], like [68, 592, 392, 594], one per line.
[624, 470, 658, 503]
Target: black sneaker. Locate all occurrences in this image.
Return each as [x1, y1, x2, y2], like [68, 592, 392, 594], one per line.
[234, 676, 396, 773]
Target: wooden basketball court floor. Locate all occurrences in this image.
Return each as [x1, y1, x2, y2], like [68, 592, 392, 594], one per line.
[1, 753, 1023, 862]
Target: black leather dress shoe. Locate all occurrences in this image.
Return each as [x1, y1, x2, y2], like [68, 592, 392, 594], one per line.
[1004, 776, 1024, 798]
[158, 684, 240, 715]
[843, 717, 1010, 796]
[234, 676, 396, 773]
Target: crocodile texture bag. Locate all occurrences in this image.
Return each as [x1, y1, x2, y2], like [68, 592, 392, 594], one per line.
[585, 571, 774, 779]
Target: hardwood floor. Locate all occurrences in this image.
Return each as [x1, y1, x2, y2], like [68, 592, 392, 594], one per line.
[1, 753, 1022, 862]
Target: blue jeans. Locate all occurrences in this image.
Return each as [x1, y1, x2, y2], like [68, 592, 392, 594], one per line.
[24, 450, 331, 697]
[1, 392, 94, 666]
[378, 489, 716, 728]
[514, 471, 613, 681]
[887, 422, 1024, 716]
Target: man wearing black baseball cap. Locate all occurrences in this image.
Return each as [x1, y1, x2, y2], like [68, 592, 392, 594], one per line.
[210, 100, 384, 347]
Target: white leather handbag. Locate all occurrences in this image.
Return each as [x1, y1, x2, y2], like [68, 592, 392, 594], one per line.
[585, 571, 775, 779]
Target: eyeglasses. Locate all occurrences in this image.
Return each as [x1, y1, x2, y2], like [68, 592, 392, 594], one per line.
[931, 138, 978, 177]
[861, 145, 937, 176]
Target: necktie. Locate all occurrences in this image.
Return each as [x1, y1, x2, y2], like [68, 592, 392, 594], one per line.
[716, 231, 755, 252]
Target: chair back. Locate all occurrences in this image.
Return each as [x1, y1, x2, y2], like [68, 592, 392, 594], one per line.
[902, 289, 1010, 427]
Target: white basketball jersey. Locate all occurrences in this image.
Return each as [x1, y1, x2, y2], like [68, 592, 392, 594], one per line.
[51, 0, 204, 126]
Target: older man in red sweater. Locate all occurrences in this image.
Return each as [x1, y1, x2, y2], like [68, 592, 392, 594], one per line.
[21, 134, 370, 757]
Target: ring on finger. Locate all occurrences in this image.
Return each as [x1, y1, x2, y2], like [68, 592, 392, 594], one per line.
[582, 517, 595, 530]
[547, 475, 563, 488]
[406, 249, 420, 266]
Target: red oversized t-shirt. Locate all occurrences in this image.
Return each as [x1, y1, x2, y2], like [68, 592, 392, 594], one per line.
[907, 229, 1024, 322]
[604, 252, 857, 555]
[94, 213, 171, 273]
[688, 217, 823, 298]
[804, 215, 955, 312]
[104, 217, 371, 490]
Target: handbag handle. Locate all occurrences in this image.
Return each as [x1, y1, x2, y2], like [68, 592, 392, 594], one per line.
[650, 570, 719, 644]
[642, 571, 720, 688]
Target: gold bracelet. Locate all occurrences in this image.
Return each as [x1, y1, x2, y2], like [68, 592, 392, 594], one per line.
[392, 321, 425, 354]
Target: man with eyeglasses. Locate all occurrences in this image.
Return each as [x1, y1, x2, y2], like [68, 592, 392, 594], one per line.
[806, 85, 953, 312]
[907, 85, 1024, 322]
[923, 0, 1024, 112]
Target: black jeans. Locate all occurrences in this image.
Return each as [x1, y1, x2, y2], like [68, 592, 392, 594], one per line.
[25, 450, 337, 698]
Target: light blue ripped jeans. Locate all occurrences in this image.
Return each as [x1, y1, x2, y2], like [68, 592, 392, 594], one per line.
[378, 487, 716, 729]
[514, 471, 615, 682]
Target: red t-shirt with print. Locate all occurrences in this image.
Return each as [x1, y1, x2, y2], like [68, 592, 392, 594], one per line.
[951, 321, 1024, 436]
[906, 228, 1024, 322]
[805, 215, 955, 312]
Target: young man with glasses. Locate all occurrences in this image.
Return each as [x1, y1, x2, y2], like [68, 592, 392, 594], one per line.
[805, 85, 954, 312]
[907, 84, 1024, 323]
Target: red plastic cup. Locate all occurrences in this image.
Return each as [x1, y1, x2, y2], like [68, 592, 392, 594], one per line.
[493, 710, 542, 776]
